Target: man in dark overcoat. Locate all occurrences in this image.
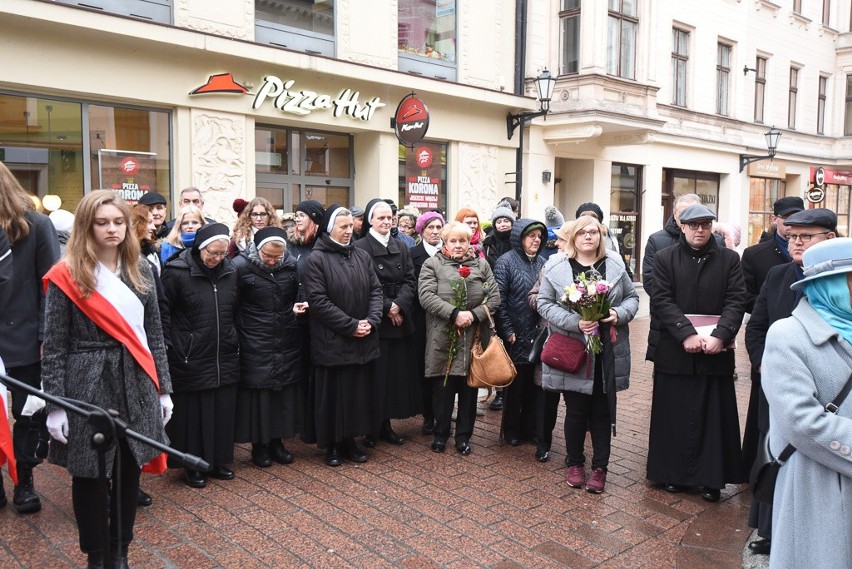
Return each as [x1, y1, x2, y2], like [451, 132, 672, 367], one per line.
[646, 204, 746, 502]
[743, 207, 837, 555]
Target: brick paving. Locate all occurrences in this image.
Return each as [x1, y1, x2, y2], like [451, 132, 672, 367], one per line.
[0, 311, 760, 568]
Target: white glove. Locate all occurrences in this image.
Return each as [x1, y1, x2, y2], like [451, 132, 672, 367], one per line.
[46, 409, 69, 444]
[21, 394, 46, 417]
[159, 394, 173, 426]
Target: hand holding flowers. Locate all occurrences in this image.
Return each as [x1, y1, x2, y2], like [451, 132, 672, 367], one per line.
[559, 270, 612, 354]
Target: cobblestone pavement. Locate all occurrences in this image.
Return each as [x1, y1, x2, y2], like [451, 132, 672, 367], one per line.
[0, 313, 764, 568]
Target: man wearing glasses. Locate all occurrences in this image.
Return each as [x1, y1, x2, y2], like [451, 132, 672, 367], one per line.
[743, 207, 838, 556]
[646, 203, 747, 504]
[158, 187, 217, 238]
[741, 197, 804, 313]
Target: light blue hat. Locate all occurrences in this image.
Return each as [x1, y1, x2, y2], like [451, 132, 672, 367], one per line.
[791, 237, 852, 290]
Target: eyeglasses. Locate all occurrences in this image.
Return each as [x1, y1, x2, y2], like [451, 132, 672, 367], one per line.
[250, 212, 269, 219]
[204, 249, 227, 259]
[577, 230, 600, 238]
[525, 233, 543, 241]
[788, 231, 830, 243]
[686, 221, 713, 231]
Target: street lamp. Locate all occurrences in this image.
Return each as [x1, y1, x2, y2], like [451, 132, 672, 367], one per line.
[739, 127, 781, 172]
[507, 69, 557, 140]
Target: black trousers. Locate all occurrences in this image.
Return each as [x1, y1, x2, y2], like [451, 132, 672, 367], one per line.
[538, 387, 561, 452]
[502, 364, 539, 441]
[8, 362, 46, 471]
[72, 438, 140, 555]
[432, 375, 477, 444]
[564, 373, 611, 470]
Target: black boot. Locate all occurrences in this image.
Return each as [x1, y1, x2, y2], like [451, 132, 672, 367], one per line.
[489, 390, 504, 411]
[111, 546, 130, 569]
[13, 464, 41, 514]
[86, 552, 104, 569]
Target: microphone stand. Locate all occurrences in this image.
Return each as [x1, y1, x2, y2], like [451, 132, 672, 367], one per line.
[0, 372, 209, 569]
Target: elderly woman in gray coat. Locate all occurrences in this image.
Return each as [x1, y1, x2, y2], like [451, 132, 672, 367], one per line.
[537, 217, 638, 494]
[762, 238, 852, 569]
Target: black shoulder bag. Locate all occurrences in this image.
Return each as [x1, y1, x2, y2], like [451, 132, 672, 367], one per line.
[750, 345, 852, 505]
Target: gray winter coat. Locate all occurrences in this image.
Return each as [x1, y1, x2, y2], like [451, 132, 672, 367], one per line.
[763, 300, 852, 569]
[536, 250, 639, 394]
[418, 252, 501, 378]
[42, 260, 172, 478]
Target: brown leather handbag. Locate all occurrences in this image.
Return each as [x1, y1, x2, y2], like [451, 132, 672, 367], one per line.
[467, 306, 517, 389]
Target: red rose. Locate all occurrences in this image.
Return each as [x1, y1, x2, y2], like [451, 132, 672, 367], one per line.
[458, 266, 471, 278]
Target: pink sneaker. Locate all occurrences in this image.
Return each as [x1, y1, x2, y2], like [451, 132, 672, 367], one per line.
[586, 467, 606, 493]
[566, 465, 585, 488]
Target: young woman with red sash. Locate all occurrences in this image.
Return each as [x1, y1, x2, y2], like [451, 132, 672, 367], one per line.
[42, 190, 173, 569]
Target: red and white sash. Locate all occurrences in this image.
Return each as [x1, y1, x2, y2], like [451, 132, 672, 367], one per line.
[44, 262, 167, 473]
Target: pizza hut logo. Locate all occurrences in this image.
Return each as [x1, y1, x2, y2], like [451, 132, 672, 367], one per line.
[120, 157, 140, 176]
[394, 95, 430, 147]
[415, 147, 433, 168]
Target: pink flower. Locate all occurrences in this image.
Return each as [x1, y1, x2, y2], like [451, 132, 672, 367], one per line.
[596, 282, 609, 294]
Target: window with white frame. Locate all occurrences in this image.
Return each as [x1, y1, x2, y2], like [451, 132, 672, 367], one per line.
[716, 43, 731, 115]
[754, 57, 767, 123]
[54, 0, 171, 23]
[788, 67, 799, 130]
[398, 0, 458, 81]
[560, 0, 581, 75]
[607, 0, 638, 80]
[671, 28, 689, 107]
[818, 75, 828, 134]
[845, 75, 852, 135]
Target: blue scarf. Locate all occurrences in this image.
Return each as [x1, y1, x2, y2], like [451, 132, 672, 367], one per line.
[805, 273, 852, 345]
[774, 231, 792, 262]
[181, 231, 197, 249]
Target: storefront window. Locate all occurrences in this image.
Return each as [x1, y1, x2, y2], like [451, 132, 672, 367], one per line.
[255, 0, 335, 56]
[0, 93, 170, 214]
[661, 169, 719, 223]
[820, 183, 850, 238]
[398, 0, 457, 80]
[747, 178, 785, 246]
[255, 125, 352, 212]
[398, 142, 448, 216]
[610, 164, 641, 279]
[54, 0, 171, 24]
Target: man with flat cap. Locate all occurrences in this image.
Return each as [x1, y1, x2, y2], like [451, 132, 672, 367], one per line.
[351, 206, 365, 240]
[742, 207, 838, 555]
[137, 191, 169, 240]
[741, 196, 804, 313]
[646, 204, 747, 502]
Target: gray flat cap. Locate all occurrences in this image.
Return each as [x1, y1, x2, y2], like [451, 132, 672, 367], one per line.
[678, 204, 716, 223]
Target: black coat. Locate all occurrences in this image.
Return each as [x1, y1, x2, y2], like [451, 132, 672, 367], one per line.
[300, 234, 382, 367]
[410, 242, 432, 281]
[0, 211, 60, 367]
[161, 249, 240, 392]
[233, 245, 302, 390]
[355, 234, 416, 338]
[494, 220, 547, 364]
[745, 261, 801, 372]
[0, 227, 11, 305]
[650, 235, 746, 376]
[483, 229, 512, 269]
[740, 233, 789, 313]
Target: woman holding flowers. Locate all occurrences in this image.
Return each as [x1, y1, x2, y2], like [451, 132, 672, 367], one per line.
[418, 221, 500, 455]
[537, 216, 639, 493]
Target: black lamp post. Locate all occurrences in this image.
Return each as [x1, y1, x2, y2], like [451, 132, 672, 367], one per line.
[507, 69, 557, 203]
[739, 127, 781, 172]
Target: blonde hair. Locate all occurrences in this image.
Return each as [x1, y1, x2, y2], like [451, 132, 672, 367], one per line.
[562, 216, 608, 260]
[66, 190, 146, 296]
[440, 220, 473, 243]
[165, 205, 206, 248]
[232, 197, 282, 245]
[0, 161, 34, 244]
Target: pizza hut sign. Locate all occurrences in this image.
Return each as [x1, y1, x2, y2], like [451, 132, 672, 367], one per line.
[393, 94, 430, 147]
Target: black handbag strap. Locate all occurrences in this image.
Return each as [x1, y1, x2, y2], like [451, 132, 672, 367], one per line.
[777, 339, 852, 463]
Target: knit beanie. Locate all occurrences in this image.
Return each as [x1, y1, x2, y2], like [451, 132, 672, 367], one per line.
[232, 198, 249, 215]
[544, 206, 565, 228]
[415, 211, 445, 235]
[296, 200, 325, 226]
[575, 202, 605, 222]
[491, 202, 516, 224]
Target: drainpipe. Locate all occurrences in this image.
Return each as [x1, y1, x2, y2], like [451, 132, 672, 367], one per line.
[514, 0, 528, 205]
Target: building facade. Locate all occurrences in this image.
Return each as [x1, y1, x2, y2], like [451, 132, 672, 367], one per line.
[0, 0, 537, 226]
[524, 0, 852, 277]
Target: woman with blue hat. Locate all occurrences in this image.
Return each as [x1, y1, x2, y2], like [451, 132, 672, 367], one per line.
[762, 237, 852, 568]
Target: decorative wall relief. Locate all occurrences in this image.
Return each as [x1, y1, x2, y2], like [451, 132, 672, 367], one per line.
[174, 0, 253, 40]
[191, 110, 246, 224]
[458, 143, 500, 213]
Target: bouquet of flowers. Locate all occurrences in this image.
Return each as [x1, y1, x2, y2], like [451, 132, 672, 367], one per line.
[560, 269, 612, 354]
[443, 265, 470, 385]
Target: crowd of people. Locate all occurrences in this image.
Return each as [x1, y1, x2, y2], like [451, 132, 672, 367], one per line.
[1, 159, 851, 567]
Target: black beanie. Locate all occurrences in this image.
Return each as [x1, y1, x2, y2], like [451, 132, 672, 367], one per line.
[296, 200, 325, 226]
[575, 202, 605, 222]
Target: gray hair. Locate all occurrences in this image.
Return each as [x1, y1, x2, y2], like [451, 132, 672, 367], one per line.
[674, 193, 701, 209]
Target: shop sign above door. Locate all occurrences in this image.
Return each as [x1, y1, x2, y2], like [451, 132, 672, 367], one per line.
[190, 73, 385, 122]
[392, 93, 430, 147]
